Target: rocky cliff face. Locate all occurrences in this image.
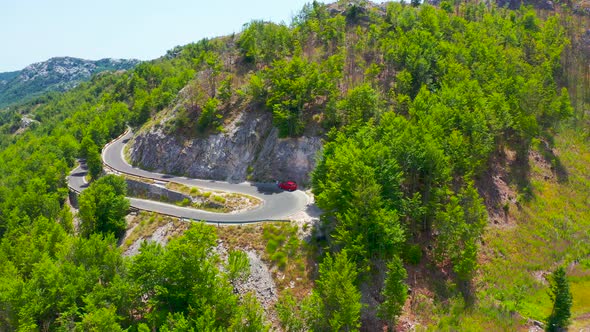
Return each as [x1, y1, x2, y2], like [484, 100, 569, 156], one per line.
[0, 57, 140, 107]
[130, 110, 322, 185]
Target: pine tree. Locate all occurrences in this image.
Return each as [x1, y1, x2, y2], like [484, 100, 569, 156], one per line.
[546, 266, 572, 332]
[305, 252, 362, 331]
[378, 256, 408, 331]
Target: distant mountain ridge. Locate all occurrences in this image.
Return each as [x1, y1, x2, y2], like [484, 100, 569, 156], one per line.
[0, 57, 140, 108]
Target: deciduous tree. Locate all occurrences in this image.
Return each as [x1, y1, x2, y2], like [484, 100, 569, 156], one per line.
[78, 175, 129, 239]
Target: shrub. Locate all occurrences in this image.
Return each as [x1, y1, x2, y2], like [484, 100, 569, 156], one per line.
[212, 195, 226, 204]
[271, 251, 288, 269]
[227, 250, 251, 282]
[266, 238, 280, 255]
[404, 244, 423, 265]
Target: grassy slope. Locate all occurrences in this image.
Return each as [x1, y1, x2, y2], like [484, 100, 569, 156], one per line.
[474, 125, 590, 329]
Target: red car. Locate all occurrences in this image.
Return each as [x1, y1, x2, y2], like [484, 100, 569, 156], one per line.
[278, 181, 297, 191]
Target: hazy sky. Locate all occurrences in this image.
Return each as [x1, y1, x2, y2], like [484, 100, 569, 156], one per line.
[0, 0, 328, 72]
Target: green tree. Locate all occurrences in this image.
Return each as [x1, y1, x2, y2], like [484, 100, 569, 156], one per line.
[159, 312, 192, 332]
[440, 1, 453, 13]
[58, 133, 80, 167]
[86, 146, 103, 180]
[203, 51, 223, 97]
[80, 135, 97, 159]
[87, 117, 109, 148]
[128, 223, 268, 330]
[80, 134, 103, 180]
[313, 126, 405, 268]
[78, 175, 129, 239]
[546, 266, 572, 332]
[264, 56, 321, 137]
[434, 182, 486, 283]
[337, 83, 380, 126]
[305, 252, 362, 331]
[238, 20, 292, 66]
[197, 97, 221, 131]
[218, 75, 233, 103]
[77, 307, 124, 332]
[57, 204, 74, 234]
[230, 293, 270, 332]
[378, 257, 408, 330]
[276, 291, 305, 332]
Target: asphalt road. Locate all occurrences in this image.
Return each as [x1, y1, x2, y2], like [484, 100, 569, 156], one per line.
[68, 130, 309, 223]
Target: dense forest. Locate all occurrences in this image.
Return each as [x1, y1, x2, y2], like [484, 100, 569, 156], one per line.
[0, 0, 588, 330]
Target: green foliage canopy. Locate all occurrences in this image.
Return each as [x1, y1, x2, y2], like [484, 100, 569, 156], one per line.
[78, 175, 129, 239]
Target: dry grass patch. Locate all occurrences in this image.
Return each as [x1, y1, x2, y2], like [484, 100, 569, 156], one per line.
[217, 223, 267, 252]
[218, 222, 316, 300]
[166, 181, 261, 213]
[569, 262, 590, 330]
[166, 181, 192, 194]
[121, 211, 189, 252]
[122, 173, 154, 184]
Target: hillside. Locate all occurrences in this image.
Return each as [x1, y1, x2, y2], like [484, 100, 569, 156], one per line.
[0, 1, 589, 331]
[0, 57, 140, 108]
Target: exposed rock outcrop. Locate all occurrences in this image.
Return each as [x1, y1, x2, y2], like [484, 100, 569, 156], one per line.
[130, 110, 322, 186]
[252, 126, 323, 185]
[240, 250, 278, 311]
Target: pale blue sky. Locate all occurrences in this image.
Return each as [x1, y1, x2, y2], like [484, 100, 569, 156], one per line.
[0, 0, 328, 72]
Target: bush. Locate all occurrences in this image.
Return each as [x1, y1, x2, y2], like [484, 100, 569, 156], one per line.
[271, 251, 288, 269]
[197, 98, 221, 131]
[178, 198, 191, 207]
[404, 244, 423, 265]
[212, 195, 226, 204]
[226, 250, 251, 282]
[266, 238, 280, 255]
[263, 223, 300, 269]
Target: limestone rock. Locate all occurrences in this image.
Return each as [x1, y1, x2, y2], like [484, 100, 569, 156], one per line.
[130, 110, 323, 186]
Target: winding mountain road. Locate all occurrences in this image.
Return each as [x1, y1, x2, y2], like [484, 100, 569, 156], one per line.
[68, 130, 309, 223]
